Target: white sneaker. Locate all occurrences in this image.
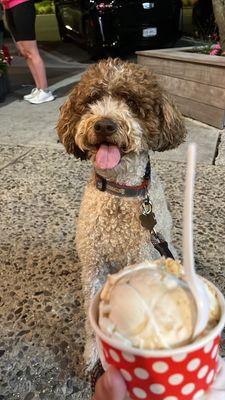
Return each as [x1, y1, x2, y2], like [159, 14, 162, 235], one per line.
[27, 89, 55, 104]
[23, 88, 39, 101]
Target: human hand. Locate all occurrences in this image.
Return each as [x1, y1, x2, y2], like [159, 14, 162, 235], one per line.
[92, 365, 127, 400]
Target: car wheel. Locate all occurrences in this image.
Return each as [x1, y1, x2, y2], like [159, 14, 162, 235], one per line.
[55, 6, 71, 43]
[84, 19, 102, 60]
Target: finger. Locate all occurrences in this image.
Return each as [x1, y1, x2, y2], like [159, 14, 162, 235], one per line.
[93, 366, 127, 400]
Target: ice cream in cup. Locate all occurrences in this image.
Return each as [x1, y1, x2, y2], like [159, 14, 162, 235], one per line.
[89, 259, 225, 400]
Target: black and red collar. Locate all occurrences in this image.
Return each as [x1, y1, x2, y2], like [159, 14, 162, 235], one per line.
[95, 160, 151, 198]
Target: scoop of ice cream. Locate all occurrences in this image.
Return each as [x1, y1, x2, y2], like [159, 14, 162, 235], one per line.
[160, 258, 221, 332]
[99, 260, 197, 349]
[99, 259, 221, 350]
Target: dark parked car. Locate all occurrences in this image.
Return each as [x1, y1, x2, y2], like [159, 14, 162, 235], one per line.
[54, 0, 183, 57]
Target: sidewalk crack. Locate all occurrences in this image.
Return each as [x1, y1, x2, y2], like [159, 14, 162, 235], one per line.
[212, 133, 222, 165]
[0, 148, 33, 172]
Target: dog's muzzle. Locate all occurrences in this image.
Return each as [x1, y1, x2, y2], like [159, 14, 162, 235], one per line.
[94, 118, 117, 137]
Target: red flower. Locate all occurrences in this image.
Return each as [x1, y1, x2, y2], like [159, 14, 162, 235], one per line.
[212, 33, 220, 41]
[210, 49, 219, 56]
[2, 45, 13, 65]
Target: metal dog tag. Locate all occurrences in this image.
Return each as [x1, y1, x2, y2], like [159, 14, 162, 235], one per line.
[139, 211, 157, 232]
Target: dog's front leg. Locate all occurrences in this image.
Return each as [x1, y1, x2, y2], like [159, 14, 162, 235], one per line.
[81, 257, 109, 372]
[82, 271, 100, 373]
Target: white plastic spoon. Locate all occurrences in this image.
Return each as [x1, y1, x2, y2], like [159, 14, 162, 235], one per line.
[183, 143, 210, 338]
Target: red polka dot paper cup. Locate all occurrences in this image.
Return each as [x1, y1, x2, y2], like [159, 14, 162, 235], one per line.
[89, 280, 225, 400]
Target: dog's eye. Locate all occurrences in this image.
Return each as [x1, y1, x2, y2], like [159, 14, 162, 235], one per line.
[127, 99, 139, 113]
[85, 93, 101, 105]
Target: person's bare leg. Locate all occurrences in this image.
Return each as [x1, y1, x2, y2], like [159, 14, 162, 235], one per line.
[17, 40, 48, 89]
[16, 41, 39, 88]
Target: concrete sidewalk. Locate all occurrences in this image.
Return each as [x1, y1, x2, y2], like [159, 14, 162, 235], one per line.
[0, 55, 225, 399]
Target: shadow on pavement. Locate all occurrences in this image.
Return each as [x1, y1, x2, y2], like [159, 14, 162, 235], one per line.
[54, 82, 77, 98]
[0, 67, 83, 106]
[0, 82, 78, 108]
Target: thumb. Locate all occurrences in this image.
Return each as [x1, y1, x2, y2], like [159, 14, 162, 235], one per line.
[93, 365, 127, 400]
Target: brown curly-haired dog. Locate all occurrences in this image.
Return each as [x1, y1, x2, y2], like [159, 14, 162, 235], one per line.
[57, 58, 186, 369]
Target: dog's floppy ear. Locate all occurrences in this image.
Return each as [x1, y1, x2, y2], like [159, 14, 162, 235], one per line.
[152, 93, 187, 152]
[57, 86, 87, 160]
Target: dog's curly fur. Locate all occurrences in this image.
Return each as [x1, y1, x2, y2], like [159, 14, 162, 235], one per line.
[57, 58, 186, 369]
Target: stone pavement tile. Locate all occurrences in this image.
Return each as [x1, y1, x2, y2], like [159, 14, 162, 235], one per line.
[153, 161, 225, 291]
[0, 145, 31, 170]
[0, 97, 65, 147]
[0, 148, 224, 399]
[215, 130, 225, 165]
[154, 160, 225, 355]
[151, 118, 220, 165]
[0, 148, 92, 399]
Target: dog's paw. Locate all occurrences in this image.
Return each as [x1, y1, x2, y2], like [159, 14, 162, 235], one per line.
[84, 338, 99, 372]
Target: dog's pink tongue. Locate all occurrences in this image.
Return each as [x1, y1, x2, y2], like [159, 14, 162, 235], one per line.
[95, 144, 121, 170]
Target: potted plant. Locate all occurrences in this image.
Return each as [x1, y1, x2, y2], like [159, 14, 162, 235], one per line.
[0, 45, 11, 103]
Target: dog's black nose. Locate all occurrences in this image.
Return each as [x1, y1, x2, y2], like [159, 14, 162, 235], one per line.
[94, 119, 117, 136]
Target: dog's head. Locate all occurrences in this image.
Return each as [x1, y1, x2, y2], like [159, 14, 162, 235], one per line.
[57, 58, 186, 171]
